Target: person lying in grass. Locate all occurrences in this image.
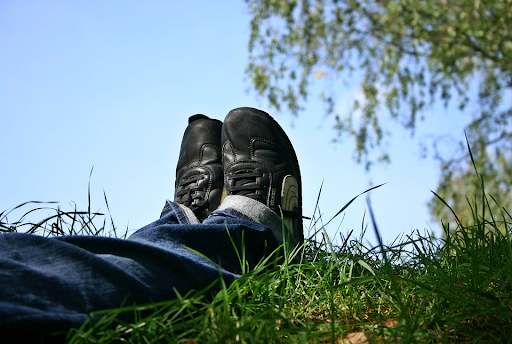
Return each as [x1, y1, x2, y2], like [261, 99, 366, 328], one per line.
[0, 107, 304, 342]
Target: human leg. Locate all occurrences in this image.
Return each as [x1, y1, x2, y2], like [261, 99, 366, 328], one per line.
[0, 107, 304, 340]
[0, 200, 267, 339]
[0, 115, 227, 339]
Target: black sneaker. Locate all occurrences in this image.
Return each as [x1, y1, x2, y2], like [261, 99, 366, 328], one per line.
[221, 107, 304, 246]
[174, 114, 223, 221]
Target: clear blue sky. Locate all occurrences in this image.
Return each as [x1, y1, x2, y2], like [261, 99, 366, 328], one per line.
[1, 1, 469, 245]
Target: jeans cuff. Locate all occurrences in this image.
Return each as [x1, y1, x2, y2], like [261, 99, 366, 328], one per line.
[176, 204, 201, 224]
[215, 195, 296, 247]
[161, 201, 200, 224]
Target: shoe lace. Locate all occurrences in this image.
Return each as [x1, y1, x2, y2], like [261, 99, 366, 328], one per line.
[227, 170, 264, 201]
[176, 174, 205, 207]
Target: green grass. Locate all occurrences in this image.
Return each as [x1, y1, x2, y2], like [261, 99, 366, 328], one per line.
[2, 180, 511, 342]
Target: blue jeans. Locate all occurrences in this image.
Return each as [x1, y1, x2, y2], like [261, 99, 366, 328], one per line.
[0, 196, 291, 339]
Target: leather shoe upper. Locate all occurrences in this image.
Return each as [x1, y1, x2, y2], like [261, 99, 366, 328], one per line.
[174, 115, 223, 221]
[221, 107, 303, 245]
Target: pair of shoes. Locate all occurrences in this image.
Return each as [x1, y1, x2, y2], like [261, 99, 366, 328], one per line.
[174, 107, 303, 246]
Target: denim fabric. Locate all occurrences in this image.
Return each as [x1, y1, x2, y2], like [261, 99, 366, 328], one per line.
[0, 200, 283, 340]
[217, 195, 296, 248]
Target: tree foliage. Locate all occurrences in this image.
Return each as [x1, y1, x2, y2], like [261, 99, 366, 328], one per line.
[245, 0, 512, 225]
